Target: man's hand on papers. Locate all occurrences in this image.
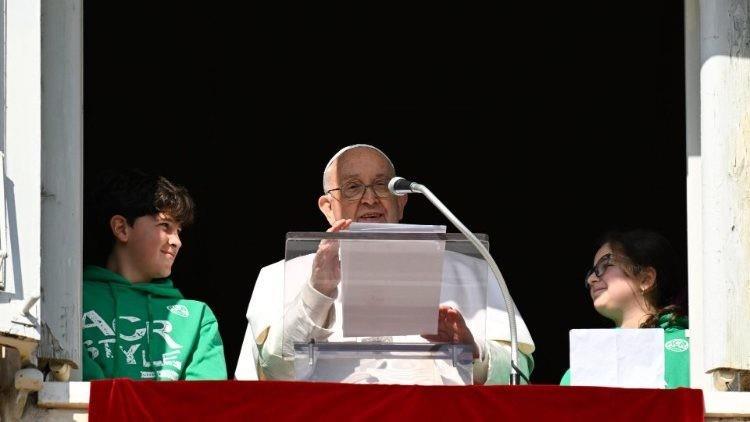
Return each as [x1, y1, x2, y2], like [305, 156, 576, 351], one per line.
[421, 305, 479, 359]
[310, 219, 352, 297]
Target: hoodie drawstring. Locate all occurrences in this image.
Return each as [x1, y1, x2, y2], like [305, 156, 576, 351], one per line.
[147, 294, 154, 376]
[108, 283, 121, 376]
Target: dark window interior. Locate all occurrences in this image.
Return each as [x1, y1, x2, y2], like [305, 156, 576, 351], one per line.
[84, 3, 686, 383]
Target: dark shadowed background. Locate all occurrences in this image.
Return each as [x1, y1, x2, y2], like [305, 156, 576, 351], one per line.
[83, 3, 686, 383]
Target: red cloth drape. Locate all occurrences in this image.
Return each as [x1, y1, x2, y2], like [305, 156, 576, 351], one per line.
[89, 379, 704, 422]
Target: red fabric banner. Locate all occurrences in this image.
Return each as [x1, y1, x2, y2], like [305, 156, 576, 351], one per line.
[89, 379, 704, 422]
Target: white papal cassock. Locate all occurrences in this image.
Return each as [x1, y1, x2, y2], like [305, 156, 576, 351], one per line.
[235, 251, 535, 384]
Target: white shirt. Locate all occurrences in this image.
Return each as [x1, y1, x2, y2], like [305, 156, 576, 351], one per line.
[236, 251, 535, 384]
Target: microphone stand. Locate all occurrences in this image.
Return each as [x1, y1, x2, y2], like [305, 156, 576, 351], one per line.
[391, 178, 523, 385]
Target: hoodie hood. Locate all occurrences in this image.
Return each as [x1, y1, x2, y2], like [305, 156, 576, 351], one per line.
[83, 265, 184, 299]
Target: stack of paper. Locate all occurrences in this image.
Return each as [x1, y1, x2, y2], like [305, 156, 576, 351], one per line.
[340, 223, 446, 337]
[569, 328, 665, 388]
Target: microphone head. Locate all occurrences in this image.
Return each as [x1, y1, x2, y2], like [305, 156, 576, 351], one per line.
[388, 177, 414, 196]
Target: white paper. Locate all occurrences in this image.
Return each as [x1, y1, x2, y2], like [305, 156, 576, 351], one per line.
[346, 223, 447, 233]
[570, 330, 618, 386]
[340, 223, 446, 337]
[570, 328, 665, 388]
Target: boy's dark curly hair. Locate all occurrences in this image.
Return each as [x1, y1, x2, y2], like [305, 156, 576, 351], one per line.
[85, 169, 194, 265]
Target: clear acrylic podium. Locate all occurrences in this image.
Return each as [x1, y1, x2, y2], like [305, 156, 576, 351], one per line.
[283, 231, 489, 385]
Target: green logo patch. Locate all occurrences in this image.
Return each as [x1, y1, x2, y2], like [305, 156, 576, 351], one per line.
[665, 338, 689, 353]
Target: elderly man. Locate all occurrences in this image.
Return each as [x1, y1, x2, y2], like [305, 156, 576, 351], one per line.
[235, 144, 534, 384]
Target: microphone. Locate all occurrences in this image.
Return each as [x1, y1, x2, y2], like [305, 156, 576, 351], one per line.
[388, 177, 420, 196]
[387, 176, 524, 385]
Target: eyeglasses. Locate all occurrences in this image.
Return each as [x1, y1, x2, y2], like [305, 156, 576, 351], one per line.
[584, 253, 618, 290]
[326, 180, 393, 202]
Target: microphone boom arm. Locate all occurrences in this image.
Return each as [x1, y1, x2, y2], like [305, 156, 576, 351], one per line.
[396, 179, 522, 385]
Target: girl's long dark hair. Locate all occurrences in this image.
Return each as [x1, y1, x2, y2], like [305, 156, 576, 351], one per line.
[597, 229, 687, 328]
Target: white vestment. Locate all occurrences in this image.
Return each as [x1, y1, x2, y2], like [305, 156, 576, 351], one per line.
[236, 251, 535, 384]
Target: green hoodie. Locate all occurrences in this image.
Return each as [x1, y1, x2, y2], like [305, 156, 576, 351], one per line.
[560, 314, 689, 388]
[82, 266, 227, 381]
